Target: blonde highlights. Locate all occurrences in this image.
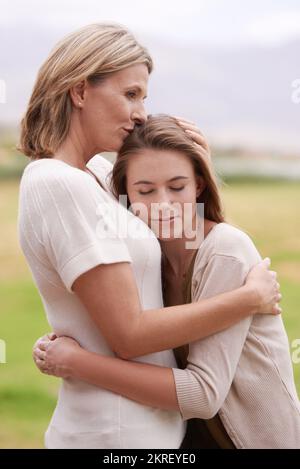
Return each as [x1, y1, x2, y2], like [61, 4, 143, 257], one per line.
[18, 23, 153, 158]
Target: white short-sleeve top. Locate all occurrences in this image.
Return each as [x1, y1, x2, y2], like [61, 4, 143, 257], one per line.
[18, 155, 186, 449]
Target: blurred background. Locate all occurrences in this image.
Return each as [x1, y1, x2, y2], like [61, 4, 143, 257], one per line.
[0, 0, 299, 448]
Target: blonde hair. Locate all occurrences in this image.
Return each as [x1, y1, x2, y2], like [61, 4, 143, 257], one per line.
[112, 114, 225, 223]
[19, 23, 153, 159]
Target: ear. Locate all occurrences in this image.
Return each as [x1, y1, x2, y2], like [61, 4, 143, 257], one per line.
[69, 80, 88, 109]
[196, 175, 206, 198]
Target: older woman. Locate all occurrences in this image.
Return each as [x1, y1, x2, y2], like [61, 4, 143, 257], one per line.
[18, 24, 280, 449]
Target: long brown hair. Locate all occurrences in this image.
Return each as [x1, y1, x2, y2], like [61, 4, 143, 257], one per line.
[111, 114, 225, 223]
[18, 23, 153, 159]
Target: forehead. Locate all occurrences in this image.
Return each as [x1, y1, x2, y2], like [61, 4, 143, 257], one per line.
[127, 149, 195, 181]
[106, 63, 149, 92]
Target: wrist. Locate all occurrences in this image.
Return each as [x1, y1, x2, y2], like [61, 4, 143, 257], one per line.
[241, 285, 260, 315]
[65, 347, 86, 379]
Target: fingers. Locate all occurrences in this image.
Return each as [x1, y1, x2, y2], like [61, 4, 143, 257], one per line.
[33, 333, 54, 350]
[262, 257, 271, 268]
[32, 337, 57, 376]
[47, 332, 57, 341]
[183, 128, 209, 151]
[34, 347, 46, 361]
[174, 117, 205, 137]
[174, 116, 198, 126]
[35, 358, 45, 369]
[269, 270, 277, 279]
[175, 120, 204, 136]
[173, 116, 211, 154]
[185, 129, 210, 149]
[37, 340, 50, 351]
[276, 293, 282, 303]
[35, 359, 51, 374]
[272, 304, 282, 315]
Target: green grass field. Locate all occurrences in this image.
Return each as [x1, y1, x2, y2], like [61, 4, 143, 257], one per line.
[0, 178, 299, 448]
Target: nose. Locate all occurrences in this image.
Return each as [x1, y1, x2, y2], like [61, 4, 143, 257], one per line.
[151, 201, 178, 222]
[132, 101, 147, 125]
[151, 197, 174, 218]
[158, 200, 172, 209]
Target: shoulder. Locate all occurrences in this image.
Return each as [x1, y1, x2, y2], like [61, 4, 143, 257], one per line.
[21, 158, 85, 185]
[22, 158, 102, 190]
[87, 154, 113, 175]
[214, 223, 260, 259]
[19, 158, 107, 213]
[194, 223, 261, 272]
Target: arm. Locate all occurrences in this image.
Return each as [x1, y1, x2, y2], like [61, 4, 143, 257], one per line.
[38, 169, 280, 360]
[33, 254, 257, 416]
[72, 258, 279, 359]
[170, 254, 256, 419]
[36, 338, 179, 411]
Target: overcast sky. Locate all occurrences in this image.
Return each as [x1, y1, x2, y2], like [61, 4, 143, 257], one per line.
[2, 0, 300, 47]
[1, 0, 300, 152]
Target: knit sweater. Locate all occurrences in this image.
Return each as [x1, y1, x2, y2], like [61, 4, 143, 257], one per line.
[172, 222, 300, 449]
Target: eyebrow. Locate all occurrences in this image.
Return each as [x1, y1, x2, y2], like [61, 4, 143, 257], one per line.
[126, 85, 147, 98]
[133, 176, 189, 185]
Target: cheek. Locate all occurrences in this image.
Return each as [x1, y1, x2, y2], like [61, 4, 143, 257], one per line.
[185, 185, 199, 206]
[88, 94, 125, 127]
[109, 96, 130, 122]
[82, 100, 108, 136]
[175, 186, 197, 204]
[179, 187, 198, 219]
[127, 191, 152, 223]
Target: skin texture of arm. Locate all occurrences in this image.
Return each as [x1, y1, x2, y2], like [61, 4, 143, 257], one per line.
[72, 260, 277, 360]
[47, 295, 250, 414]
[36, 254, 263, 414]
[70, 348, 179, 410]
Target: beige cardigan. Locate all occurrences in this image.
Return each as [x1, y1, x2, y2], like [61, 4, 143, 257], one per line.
[172, 223, 300, 449]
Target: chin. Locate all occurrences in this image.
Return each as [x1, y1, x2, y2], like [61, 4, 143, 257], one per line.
[157, 235, 176, 241]
[101, 137, 124, 153]
[156, 229, 183, 241]
[105, 144, 122, 153]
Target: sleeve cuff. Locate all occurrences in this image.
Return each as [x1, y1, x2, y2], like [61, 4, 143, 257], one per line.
[60, 240, 132, 293]
[172, 367, 210, 421]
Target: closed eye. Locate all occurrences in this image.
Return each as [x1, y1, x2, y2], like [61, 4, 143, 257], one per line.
[138, 187, 184, 195]
[138, 190, 154, 195]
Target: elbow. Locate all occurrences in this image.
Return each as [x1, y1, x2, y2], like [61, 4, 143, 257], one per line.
[112, 339, 131, 360]
[114, 347, 132, 361]
[184, 383, 223, 420]
[113, 337, 140, 361]
[113, 329, 146, 360]
[201, 401, 221, 420]
[189, 401, 221, 420]
[115, 346, 142, 361]
[200, 387, 224, 419]
[203, 390, 223, 419]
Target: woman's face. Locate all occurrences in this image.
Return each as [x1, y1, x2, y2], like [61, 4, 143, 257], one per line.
[78, 64, 149, 153]
[126, 148, 204, 240]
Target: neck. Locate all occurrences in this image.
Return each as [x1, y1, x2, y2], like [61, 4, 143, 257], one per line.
[160, 217, 217, 276]
[54, 114, 100, 170]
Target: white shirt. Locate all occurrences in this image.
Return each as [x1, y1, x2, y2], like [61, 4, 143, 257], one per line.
[18, 155, 186, 449]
